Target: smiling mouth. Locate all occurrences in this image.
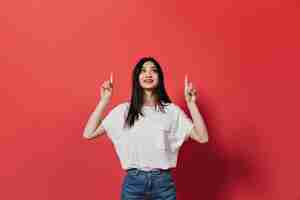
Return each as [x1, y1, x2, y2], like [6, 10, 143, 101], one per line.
[144, 80, 154, 83]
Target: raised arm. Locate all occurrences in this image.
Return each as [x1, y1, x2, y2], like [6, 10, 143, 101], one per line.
[82, 73, 113, 139]
[184, 74, 209, 143]
[82, 100, 108, 139]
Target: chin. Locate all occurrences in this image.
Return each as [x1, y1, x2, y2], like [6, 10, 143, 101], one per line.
[142, 86, 157, 90]
[142, 87, 155, 90]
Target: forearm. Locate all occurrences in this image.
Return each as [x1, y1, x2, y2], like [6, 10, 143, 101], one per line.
[187, 102, 209, 142]
[83, 100, 108, 138]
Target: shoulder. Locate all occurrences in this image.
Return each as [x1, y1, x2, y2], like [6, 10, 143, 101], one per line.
[166, 102, 182, 112]
[117, 101, 130, 108]
[114, 101, 130, 110]
[108, 101, 129, 114]
[166, 103, 189, 119]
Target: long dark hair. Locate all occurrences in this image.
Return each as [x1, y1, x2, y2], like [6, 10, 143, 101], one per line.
[124, 57, 172, 128]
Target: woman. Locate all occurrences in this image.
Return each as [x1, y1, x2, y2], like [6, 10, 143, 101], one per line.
[83, 57, 209, 200]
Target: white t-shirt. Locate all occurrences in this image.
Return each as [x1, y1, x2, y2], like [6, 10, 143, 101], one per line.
[100, 101, 194, 171]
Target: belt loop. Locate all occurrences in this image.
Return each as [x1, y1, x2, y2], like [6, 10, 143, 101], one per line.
[134, 169, 140, 176]
[127, 168, 139, 176]
[130, 168, 139, 176]
[151, 169, 161, 175]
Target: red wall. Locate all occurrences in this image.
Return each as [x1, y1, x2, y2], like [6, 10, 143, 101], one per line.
[1, 0, 300, 199]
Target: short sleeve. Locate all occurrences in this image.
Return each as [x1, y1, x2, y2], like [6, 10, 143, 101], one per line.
[100, 102, 128, 142]
[170, 104, 194, 150]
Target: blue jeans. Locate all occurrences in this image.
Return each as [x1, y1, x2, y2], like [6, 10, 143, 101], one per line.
[121, 168, 176, 200]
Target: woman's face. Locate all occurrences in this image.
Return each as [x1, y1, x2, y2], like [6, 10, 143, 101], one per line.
[139, 61, 159, 90]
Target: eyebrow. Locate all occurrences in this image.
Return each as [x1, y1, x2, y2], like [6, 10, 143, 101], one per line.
[142, 66, 157, 69]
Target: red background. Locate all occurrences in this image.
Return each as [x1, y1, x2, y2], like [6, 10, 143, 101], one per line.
[1, 0, 300, 199]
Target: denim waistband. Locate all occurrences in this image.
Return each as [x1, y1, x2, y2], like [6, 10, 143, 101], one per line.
[126, 168, 171, 175]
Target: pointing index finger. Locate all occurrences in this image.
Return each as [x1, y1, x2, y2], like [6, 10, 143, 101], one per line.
[185, 74, 188, 89]
[110, 72, 113, 84]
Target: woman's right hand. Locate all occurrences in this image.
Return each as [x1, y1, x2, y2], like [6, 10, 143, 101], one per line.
[100, 72, 113, 105]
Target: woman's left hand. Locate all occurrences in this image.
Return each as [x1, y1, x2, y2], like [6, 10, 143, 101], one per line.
[184, 74, 197, 104]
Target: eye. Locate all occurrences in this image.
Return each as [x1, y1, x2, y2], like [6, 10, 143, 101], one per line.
[140, 68, 158, 73]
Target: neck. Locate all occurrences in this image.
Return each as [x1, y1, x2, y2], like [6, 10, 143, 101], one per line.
[143, 90, 157, 106]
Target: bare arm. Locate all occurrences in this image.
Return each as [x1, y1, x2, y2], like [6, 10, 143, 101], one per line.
[184, 74, 209, 143]
[83, 73, 113, 140]
[187, 102, 209, 143]
[82, 100, 108, 139]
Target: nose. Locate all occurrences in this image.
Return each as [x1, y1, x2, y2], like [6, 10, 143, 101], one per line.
[144, 72, 153, 77]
